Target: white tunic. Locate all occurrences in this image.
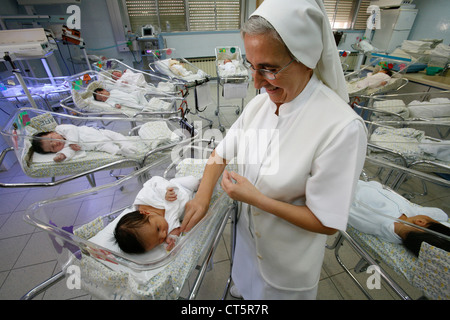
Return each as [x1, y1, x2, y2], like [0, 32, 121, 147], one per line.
[215, 74, 367, 299]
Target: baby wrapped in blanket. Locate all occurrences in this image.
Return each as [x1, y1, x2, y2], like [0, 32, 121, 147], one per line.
[168, 59, 192, 77]
[114, 175, 200, 253]
[356, 68, 392, 90]
[349, 180, 450, 256]
[93, 87, 172, 112]
[349, 180, 448, 244]
[31, 124, 139, 162]
[218, 59, 237, 76]
[105, 69, 176, 95]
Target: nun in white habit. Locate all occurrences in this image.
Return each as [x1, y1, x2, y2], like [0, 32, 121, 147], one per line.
[180, 0, 367, 299]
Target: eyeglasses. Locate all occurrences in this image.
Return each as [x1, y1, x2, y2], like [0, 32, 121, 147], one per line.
[243, 58, 296, 80]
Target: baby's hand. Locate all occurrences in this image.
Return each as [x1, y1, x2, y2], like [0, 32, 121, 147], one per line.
[165, 236, 176, 251]
[165, 187, 177, 202]
[53, 153, 66, 162]
[69, 144, 81, 151]
[165, 228, 181, 251]
[115, 104, 122, 109]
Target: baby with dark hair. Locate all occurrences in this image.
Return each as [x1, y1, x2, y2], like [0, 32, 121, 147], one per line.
[114, 175, 200, 253]
[349, 180, 450, 256]
[31, 124, 137, 162]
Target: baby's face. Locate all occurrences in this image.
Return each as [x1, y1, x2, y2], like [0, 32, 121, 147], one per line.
[40, 132, 65, 153]
[136, 213, 169, 251]
[111, 71, 122, 80]
[96, 89, 110, 102]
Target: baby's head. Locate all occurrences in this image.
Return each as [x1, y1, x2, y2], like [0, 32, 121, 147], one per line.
[114, 210, 169, 253]
[402, 217, 450, 256]
[111, 70, 122, 81]
[31, 131, 66, 154]
[224, 59, 232, 64]
[93, 88, 110, 102]
[169, 59, 180, 66]
[380, 68, 392, 76]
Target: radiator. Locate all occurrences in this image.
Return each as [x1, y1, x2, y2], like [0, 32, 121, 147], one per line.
[186, 57, 217, 77]
[186, 52, 359, 76]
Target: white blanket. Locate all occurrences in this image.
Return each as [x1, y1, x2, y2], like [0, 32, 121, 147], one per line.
[138, 121, 180, 149]
[408, 98, 450, 119]
[133, 176, 199, 233]
[370, 126, 450, 162]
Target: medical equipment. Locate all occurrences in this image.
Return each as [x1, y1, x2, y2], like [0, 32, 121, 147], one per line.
[0, 74, 72, 111]
[0, 108, 197, 189]
[148, 48, 214, 129]
[141, 24, 155, 38]
[214, 46, 249, 132]
[21, 140, 237, 300]
[328, 155, 450, 300]
[339, 50, 352, 73]
[0, 28, 56, 61]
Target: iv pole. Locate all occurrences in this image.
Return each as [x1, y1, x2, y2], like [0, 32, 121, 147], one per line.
[3, 53, 39, 109]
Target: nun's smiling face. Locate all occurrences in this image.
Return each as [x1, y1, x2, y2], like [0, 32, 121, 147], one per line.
[244, 32, 312, 112]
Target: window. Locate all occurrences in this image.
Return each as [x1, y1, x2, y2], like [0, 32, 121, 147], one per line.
[125, 0, 241, 33]
[323, 0, 371, 30]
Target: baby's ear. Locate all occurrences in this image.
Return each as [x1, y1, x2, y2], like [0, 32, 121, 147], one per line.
[414, 217, 429, 227]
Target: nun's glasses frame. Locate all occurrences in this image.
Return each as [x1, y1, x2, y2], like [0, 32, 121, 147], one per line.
[243, 58, 296, 80]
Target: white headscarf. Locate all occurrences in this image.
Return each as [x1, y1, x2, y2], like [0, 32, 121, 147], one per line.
[251, 0, 349, 102]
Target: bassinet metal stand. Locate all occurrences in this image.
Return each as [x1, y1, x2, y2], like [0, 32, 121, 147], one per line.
[215, 78, 246, 132]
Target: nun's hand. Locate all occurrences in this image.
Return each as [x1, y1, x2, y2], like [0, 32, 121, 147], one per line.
[221, 170, 261, 206]
[181, 197, 209, 233]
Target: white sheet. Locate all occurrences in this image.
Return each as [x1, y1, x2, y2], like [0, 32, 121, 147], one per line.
[408, 98, 450, 119]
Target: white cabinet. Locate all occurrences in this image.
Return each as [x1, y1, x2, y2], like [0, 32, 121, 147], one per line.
[372, 8, 418, 53]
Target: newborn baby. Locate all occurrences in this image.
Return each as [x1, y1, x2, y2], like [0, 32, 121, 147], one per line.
[168, 59, 192, 77]
[31, 124, 138, 162]
[114, 176, 200, 252]
[356, 68, 392, 89]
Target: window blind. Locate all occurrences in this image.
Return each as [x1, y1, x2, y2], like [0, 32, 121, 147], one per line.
[125, 0, 241, 33]
[323, 0, 371, 30]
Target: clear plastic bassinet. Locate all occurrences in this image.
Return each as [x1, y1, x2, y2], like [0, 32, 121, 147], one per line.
[0, 74, 72, 111]
[0, 107, 197, 188]
[58, 69, 183, 118]
[22, 142, 237, 299]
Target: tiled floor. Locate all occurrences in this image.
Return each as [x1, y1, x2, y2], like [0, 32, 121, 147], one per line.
[0, 80, 448, 300]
